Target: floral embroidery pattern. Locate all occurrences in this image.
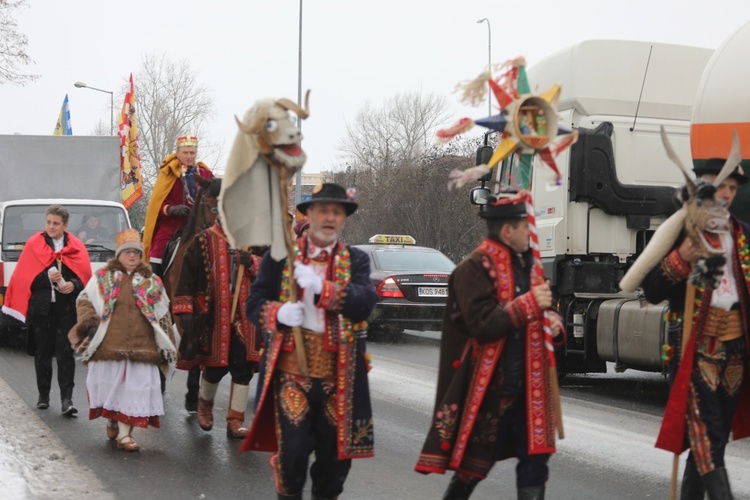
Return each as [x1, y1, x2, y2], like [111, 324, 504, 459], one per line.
[435, 403, 459, 444]
[722, 351, 744, 396]
[352, 418, 373, 445]
[278, 373, 311, 427]
[96, 268, 162, 323]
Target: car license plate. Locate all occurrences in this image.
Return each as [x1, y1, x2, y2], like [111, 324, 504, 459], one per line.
[418, 287, 447, 297]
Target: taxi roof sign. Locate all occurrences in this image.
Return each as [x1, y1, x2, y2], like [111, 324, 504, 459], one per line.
[368, 234, 416, 245]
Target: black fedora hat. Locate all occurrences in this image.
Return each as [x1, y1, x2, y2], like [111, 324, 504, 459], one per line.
[693, 158, 749, 185]
[297, 183, 358, 216]
[479, 191, 528, 219]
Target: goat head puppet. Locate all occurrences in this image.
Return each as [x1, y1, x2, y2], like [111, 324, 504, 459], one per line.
[219, 91, 310, 261]
[620, 126, 741, 292]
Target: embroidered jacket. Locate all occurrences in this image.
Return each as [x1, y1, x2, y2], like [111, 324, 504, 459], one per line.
[240, 237, 378, 459]
[642, 217, 750, 453]
[172, 223, 262, 368]
[415, 237, 556, 479]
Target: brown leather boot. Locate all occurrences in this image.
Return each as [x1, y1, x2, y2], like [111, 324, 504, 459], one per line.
[226, 409, 248, 438]
[197, 396, 214, 431]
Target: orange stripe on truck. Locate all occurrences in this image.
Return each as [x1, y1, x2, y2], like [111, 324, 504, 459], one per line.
[691, 122, 750, 160]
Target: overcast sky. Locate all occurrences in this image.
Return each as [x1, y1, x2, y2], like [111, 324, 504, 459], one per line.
[2, 0, 750, 174]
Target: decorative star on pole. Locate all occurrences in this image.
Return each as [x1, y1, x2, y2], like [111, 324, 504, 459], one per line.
[438, 57, 578, 190]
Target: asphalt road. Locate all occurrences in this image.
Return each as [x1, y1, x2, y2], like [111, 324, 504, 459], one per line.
[0, 332, 749, 499]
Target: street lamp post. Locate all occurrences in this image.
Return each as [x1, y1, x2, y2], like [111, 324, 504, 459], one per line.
[74, 81, 114, 135]
[294, 0, 303, 207]
[476, 18, 492, 117]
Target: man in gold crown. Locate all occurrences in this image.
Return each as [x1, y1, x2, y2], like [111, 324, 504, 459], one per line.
[143, 135, 214, 277]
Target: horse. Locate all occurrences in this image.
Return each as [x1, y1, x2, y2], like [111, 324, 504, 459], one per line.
[161, 175, 220, 411]
[162, 175, 220, 299]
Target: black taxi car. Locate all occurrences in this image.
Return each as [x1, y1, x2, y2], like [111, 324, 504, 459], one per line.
[354, 235, 455, 339]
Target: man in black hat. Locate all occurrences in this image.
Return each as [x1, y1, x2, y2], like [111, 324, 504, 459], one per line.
[415, 190, 563, 500]
[242, 183, 378, 500]
[642, 158, 750, 499]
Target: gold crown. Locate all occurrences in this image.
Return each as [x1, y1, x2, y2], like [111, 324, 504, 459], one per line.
[176, 135, 199, 148]
[116, 228, 142, 248]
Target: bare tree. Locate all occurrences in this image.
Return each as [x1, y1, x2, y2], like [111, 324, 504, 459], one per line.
[0, 0, 37, 86]
[337, 91, 450, 172]
[331, 138, 489, 263]
[134, 53, 219, 190]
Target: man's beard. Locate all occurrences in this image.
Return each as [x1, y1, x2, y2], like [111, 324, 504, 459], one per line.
[310, 227, 339, 245]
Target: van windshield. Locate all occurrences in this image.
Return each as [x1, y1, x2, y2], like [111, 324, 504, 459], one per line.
[2, 205, 129, 252]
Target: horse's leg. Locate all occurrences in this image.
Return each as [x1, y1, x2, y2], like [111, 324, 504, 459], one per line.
[186, 367, 200, 413]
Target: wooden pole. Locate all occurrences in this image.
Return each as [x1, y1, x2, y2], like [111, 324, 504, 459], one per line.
[230, 262, 245, 322]
[275, 166, 309, 376]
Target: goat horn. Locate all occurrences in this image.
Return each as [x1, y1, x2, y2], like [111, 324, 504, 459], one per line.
[660, 125, 696, 195]
[235, 115, 253, 135]
[714, 129, 742, 187]
[276, 90, 311, 120]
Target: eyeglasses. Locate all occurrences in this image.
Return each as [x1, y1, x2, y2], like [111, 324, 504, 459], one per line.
[122, 249, 142, 256]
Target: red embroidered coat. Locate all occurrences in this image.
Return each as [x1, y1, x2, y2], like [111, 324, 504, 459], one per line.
[415, 238, 556, 478]
[172, 224, 261, 369]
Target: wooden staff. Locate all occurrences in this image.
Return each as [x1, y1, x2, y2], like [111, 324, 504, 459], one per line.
[271, 163, 309, 376]
[669, 282, 696, 500]
[230, 262, 245, 321]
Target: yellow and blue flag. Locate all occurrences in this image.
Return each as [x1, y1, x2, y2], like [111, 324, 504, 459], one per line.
[53, 94, 73, 135]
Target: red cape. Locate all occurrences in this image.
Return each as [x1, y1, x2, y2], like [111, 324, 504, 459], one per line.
[2, 232, 91, 323]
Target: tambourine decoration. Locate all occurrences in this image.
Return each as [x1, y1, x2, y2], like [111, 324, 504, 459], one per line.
[439, 57, 578, 190]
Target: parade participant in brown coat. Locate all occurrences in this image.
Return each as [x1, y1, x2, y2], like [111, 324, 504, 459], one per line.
[172, 215, 263, 438]
[69, 229, 176, 452]
[415, 191, 563, 500]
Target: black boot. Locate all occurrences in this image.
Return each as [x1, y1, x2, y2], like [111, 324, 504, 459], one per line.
[61, 387, 77, 417]
[277, 493, 302, 500]
[61, 398, 78, 416]
[442, 474, 480, 500]
[680, 460, 705, 500]
[518, 485, 545, 500]
[36, 394, 49, 410]
[703, 467, 732, 500]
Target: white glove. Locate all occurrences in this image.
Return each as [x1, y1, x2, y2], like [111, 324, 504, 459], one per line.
[277, 301, 304, 327]
[294, 262, 323, 295]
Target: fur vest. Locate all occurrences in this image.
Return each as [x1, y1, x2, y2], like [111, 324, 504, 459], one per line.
[69, 260, 176, 368]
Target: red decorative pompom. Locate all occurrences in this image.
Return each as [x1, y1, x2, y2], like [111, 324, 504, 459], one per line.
[440, 442, 451, 452]
[452, 360, 461, 369]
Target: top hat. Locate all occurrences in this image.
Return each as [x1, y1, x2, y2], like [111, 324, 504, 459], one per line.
[115, 228, 144, 257]
[479, 190, 528, 219]
[296, 183, 358, 216]
[693, 158, 748, 185]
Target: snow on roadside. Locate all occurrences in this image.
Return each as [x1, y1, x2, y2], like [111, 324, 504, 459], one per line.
[0, 376, 113, 499]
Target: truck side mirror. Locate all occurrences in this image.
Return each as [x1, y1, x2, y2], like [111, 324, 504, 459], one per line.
[475, 145, 494, 182]
[470, 187, 491, 205]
